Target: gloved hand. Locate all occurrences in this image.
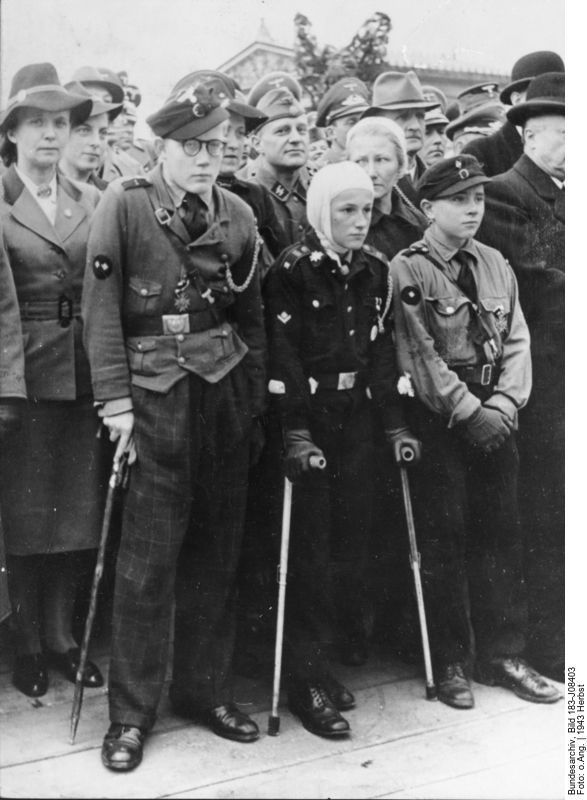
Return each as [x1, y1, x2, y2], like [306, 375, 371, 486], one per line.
[249, 416, 266, 467]
[0, 399, 25, 441]
[283, 428, 325, 481]
[462, 405, 513, 452]
[384, 426, 422, 466]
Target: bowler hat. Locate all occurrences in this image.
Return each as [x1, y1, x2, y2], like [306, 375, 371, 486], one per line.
[254, 88, 305, 129]
[361, 71, 440, 118]
[506, 72, 565, 127]
[171, 71, 267, 134]
[500, 51, 564, 105]
[248, 72, 303, 108]
[315, 78, 369, 127]
[445, 83, 505, 140]
[66, 66, 125, 105]
[417, 154, 491, 204]
[66, 81, 123, 125]
[147, 77, 229, 140]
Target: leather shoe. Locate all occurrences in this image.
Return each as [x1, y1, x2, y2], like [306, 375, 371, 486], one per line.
[321, 673, 356, 710]
[288, 683, 350, 737]
[437, 663, 474, 709]
[13, 653, 48, 698]
[476, 657, 562, 704]
[47, 647, 104, 688]
[102, 723, 145, 772]
[340, 637, 368, 667]
[204, 703, 259, 743]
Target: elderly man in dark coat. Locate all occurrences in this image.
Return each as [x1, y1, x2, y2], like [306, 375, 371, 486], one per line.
[463, 51, 564, 176]
[477, 71, 565, 682]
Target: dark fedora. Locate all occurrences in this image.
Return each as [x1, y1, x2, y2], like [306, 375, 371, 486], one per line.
[66, 66, 125, 105]
[507, 72, 564, 127]
[361, 71, 440, 118]
[500, 51, 564, 105]
[0, 62, 92, 132]
[65, 81, 123, 124]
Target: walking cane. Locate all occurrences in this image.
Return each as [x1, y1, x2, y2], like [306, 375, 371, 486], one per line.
[398, 444, 436, 700]
[69, 448, 130, 744]
[268, 453, 326, 736]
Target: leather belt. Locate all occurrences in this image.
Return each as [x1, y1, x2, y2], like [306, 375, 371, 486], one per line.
[124, 308, 224, 336]
[452, 363, 498, 387]
[309, 371, 362, 391]
[19, 298, 80, 328]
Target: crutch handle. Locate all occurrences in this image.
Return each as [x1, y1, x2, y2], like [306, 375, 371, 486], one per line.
[399, 444, 416, 463]
[309, 454, 327, 469]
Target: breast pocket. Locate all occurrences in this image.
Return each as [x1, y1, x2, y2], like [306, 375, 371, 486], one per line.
[424, 295, 475, 362]
[126, 277, 163, 315]
[303, 292, 338, 350]
[479, 296, 511, 339]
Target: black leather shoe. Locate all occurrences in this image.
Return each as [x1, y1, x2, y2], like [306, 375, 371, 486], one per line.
[437, 663, 474, 709]
[340, 638, 368, 667]
[288, 683, 351, 737]
[204, 703, 259, 743]
[476, 657, 562, 704]
[102, 723, 145, 772]
[13, 653, 48, 698]
[47, 647, 104, 688]
[321, 673, 356, 710]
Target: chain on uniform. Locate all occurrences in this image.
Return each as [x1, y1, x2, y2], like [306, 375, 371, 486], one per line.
[225, 230, 261, 293]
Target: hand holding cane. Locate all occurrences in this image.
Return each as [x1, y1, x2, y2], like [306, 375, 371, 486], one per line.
[268, 451, 326, 736]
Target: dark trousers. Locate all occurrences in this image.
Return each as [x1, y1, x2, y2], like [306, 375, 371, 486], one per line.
[407, 405, 527, 668]
[108, 375, 250, 731]
[285, 390, 374, 684]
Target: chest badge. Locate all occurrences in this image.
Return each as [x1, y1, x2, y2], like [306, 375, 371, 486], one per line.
[277, 311, 292, 325]
[309, 251, 323, 264]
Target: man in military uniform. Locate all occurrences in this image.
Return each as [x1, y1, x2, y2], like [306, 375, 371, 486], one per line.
[421, 86, 449, 167]
[82, 76, 266, 771]
[390, 155, 561, 710]
[240, 76, 310, 246]
[315, 78, 370, 165]
[444, 83, 506, 155]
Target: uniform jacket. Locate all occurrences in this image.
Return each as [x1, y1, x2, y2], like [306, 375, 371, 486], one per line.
[0, 236, 25, 399]
[98, 147, 142, 184]
[82, 164, 266, 417]
[462, 121, 523, 178]
[390, 228, 531, 427]
[1, 166, 100, 400]
[366, 191, 425, 260]
[264, 229, 401, 431]
[239, 158, 309, 246]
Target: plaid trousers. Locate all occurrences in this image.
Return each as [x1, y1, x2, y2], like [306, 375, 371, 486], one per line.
[108, 373, 250, 730]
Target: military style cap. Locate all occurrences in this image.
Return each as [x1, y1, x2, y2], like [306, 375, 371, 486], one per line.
[361, 71, 440, 118]
[171, 70, 267, 134]
[0, 62, 93, 131]
[248, 72, 303, 107]
[416, 154, 491, 203]
[147, 77, 230, 140]
[255, 88, 305, 128]
[66, 65, 125, 104]
[507, 71, 564, 127]
[500, 50, 565, 105]
[445, 83, 505, 141]
[315, 78, 369, 127]
[422, 85, 448, 127]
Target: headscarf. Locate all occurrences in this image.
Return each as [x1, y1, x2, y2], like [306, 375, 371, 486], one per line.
[306, 161, 374, 274]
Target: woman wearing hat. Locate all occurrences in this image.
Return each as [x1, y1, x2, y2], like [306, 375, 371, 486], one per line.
[389, 154, 560, 710]
[0, 63, 106, 698]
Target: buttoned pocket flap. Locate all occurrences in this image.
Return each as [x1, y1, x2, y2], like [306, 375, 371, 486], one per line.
[126, 337, 157, 353]
[128, 277, 162, 298]
[426, 296, 470, 316]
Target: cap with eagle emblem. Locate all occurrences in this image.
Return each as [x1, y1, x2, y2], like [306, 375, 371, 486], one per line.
[146, 76, 231, 140]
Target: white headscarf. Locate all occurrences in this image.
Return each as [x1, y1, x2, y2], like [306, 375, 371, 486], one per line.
[306, 161, 374, 272]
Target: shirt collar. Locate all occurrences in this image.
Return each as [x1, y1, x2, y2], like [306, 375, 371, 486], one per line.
[424, 226, 478, 262]
[551, 175, 564, 190]
[15, 167, 57, 201]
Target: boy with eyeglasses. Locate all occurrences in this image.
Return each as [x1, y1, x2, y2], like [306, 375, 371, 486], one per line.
[82, 75, 267, 771]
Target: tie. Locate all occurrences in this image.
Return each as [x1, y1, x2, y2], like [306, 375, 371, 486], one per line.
[180, 193, 208, 240]
[37, 184, 52, 198]
[453, 250, 478, 305]
[554, 185, 565, 223]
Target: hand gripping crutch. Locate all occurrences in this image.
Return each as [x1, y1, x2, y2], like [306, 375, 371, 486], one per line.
[268, 454, 326, 735]
[398, 445, 436, 700]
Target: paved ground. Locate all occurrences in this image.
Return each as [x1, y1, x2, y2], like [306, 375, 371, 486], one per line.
[0, 622, 566, 800]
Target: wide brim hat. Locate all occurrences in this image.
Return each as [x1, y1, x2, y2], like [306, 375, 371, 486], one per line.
[361, 70, 440, 117]
[0, 62, 93, 131]
[66, 65, 125, 105]
[507, 71, 565, 126]
[65, 81, 123, 123]
[417, 154, 491, 203]
[500, 50, 565, 105]
[147, 76, 230, 140]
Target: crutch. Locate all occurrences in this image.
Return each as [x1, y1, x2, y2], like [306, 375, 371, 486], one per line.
[398, 444, 436, 700]
[268, 453, 326, 735]
[69, 448, 130, 744]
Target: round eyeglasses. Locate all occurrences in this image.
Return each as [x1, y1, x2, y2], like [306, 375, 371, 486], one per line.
[181, 138, 226, 157]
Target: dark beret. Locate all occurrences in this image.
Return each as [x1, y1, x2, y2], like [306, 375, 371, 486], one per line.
[416, 154, 491, 203]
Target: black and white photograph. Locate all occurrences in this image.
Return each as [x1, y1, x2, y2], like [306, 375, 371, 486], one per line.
[0, 0, 574, 797]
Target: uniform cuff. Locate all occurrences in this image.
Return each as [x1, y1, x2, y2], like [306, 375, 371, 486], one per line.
[96, 397, 133, 418]
[484, 392, 518, 422]
[448, 392, 481, 428]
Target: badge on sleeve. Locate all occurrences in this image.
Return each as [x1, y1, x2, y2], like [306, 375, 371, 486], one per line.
[400, 285, 422, 306]
[93, 255, 113, 280]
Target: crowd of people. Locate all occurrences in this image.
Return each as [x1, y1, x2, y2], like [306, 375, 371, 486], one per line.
[0, 48, 564, 773]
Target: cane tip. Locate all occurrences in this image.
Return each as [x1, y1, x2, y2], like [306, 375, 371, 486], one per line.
[267, 716, 280, 736]
[426, 685, 437, 700]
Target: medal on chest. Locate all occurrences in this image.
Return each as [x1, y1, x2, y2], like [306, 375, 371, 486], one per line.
[174, 275, 191, 312]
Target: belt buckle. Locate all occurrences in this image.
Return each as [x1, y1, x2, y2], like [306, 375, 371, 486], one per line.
[480, 364, 492, 386]
[337, 371, 357, 390]
[58, 294, 73, 328]
[162, 314, 190, 334]
[155, 207, 172, 226]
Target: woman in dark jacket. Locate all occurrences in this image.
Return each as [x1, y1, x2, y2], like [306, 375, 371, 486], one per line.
[0, 63, 106, 697]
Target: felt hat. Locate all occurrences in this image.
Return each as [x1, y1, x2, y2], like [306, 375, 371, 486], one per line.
[66, 65, 125, 105]
[361, 71, 440, 118]
[500, 51, 565, 105]
[506, 71, 565, 127]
